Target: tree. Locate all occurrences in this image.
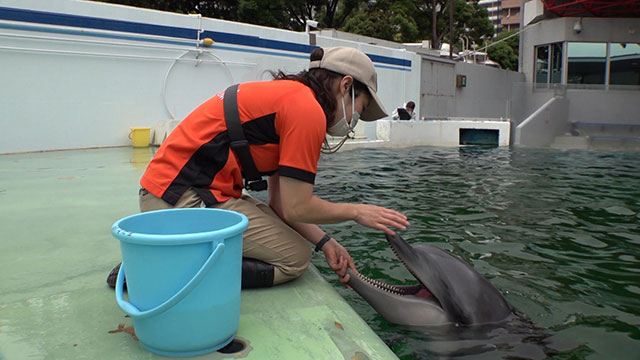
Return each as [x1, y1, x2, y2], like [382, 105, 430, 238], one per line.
[235, 0, 294, 30]
[94, 0, 365, 31]
[341, 0, 419, 43]
[342, 0, 493, 50]
[410, 0, 493, 50]
[485, 29, 519, 71]
[315, 0, 363, 29]
[94, 0, 493, 50]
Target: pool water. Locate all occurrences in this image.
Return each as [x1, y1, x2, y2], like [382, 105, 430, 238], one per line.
[312, 146, 640, 359]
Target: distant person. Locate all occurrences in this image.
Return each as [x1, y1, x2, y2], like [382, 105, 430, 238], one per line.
[391, 101, 416, 120]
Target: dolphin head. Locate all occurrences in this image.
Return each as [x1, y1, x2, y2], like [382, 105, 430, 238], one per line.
[348, 233, 513, 326]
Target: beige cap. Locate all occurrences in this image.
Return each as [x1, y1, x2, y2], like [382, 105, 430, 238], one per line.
[309, 47, 388, 121]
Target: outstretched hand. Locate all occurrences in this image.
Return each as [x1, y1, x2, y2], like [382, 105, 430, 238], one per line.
[322, 238, 356, 285]
[354, 204, 409, 236]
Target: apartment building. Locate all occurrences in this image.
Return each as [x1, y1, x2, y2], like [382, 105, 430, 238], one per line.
[478, 0, 521, 34]
[501, 0, 521, 31]
[478, 0, 502, 32]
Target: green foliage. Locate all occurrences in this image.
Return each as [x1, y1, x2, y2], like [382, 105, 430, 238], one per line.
[93, 0, 495, 51]
[486, 29, 519, 71]
[431, 0, 494, 51]
[341, 0, 419, 42]
[456, 0, 493, 43]
[315, 0, 363, 29]
[236, 0, 292, 30]
[341, 0, 494, 50]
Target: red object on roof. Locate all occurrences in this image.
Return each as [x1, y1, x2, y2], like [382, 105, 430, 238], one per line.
[541, 0, 640, 17]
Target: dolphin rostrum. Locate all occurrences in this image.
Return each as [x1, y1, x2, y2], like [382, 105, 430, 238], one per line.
[347, 233, 514, 327]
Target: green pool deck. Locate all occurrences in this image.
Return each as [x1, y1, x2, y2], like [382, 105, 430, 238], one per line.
[0, 147, 398, 360]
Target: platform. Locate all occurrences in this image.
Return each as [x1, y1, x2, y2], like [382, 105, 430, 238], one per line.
[0, 147, 397, 359]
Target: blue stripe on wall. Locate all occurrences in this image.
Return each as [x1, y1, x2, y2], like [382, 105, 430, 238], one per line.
[200, 30, 314, 55]
[0, 6, 411, 68]
[0, 21, 195, 47]
[0, 6, 196, 39]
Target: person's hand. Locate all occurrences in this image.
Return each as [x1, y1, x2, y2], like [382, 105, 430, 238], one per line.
[322, 238, 356, 285]
[354, 204, 409, 235]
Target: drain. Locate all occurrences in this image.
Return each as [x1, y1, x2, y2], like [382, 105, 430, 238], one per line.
[217, 338, 247, 354]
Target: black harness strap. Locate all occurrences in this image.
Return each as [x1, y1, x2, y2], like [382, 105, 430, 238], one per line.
[223, 84, 268, 191]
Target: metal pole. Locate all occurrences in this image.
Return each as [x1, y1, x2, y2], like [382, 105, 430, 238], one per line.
[432, 0, 438, 50]
[449, 0, 454, 59]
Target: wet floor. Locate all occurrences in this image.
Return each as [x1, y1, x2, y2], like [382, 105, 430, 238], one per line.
[0, 146, 396, 360]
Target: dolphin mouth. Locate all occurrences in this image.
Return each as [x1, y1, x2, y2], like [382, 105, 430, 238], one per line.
[352, 271, 440, 304]
[389, 242, 424, 287]
[381, 234, 446, 308]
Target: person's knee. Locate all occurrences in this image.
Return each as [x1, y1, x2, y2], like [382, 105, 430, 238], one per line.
[286, 247, 312, 275]
[273, 249, 311, 284]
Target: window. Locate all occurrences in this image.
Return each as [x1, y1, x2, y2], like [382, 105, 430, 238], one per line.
[609, 43, 640, 86]
[567, 42, 606, 85]
[535, 42, 562, 87]
[534, 42, 639, 90]
[551, 43, 563, 83]
[535, 45, 549, 85]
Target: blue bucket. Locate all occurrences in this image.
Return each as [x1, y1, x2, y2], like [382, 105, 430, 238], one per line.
[112, 208, 248, 357]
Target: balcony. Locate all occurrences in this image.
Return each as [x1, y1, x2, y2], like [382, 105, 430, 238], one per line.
[502, 0, 521, 9]
[501, 14, 521, 25]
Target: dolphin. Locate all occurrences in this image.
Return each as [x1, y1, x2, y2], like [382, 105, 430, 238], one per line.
[347, 233, 514, 327]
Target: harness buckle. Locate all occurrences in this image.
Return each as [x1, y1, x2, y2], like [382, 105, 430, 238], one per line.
[245, 179, 268, 191]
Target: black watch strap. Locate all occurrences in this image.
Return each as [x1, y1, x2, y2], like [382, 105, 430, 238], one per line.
[314, 233, 332, 252]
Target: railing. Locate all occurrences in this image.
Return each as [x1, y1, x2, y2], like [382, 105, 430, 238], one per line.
[0, 29, 254, 67]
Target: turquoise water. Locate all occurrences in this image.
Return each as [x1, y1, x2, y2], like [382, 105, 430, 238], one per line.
[312, 146, 640, 359]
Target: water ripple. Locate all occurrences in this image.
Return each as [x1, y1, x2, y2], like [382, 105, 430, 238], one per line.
[315, 146, 640, 360]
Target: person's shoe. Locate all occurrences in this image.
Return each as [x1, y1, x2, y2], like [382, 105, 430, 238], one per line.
[241, 258, 274, 289]
[106, 262, 126, 290]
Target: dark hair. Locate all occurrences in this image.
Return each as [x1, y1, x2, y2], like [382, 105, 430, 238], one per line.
[270, 48, 368, 129]
[406, 101, 415, 109]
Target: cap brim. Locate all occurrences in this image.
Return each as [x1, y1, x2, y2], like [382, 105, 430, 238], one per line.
[360, 86, 388, 121]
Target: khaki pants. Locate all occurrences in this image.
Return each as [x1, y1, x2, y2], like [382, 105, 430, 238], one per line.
[139, 188, 311, 285]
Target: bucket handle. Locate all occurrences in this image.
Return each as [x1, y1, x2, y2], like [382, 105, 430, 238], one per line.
[115, 242, 225, 319]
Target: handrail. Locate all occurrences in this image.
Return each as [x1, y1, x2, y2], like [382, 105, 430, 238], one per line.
[0, 43, 254, 66]
[0, 29, 201, 52]
[516, 96, 557, 130]
[571, 122, 640, 128]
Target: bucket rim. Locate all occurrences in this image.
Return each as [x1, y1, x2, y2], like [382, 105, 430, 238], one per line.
[112, 208, 248, 245]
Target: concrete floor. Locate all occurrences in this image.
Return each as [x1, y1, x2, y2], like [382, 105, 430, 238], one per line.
[0, 146, 396, 360]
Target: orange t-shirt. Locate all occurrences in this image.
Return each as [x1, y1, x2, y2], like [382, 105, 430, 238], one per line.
[140, 80, 326, 206]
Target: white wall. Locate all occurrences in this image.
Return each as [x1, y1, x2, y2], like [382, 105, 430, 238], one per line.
[453, 62, 524, 119]
[0, 0, 420, 153]
[514, 97, 569, 147]
[377, 120, 510, 147]
[418, 57, 525, 121]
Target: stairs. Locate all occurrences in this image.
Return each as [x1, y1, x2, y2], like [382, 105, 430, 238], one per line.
[551, 122, 640, 152]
